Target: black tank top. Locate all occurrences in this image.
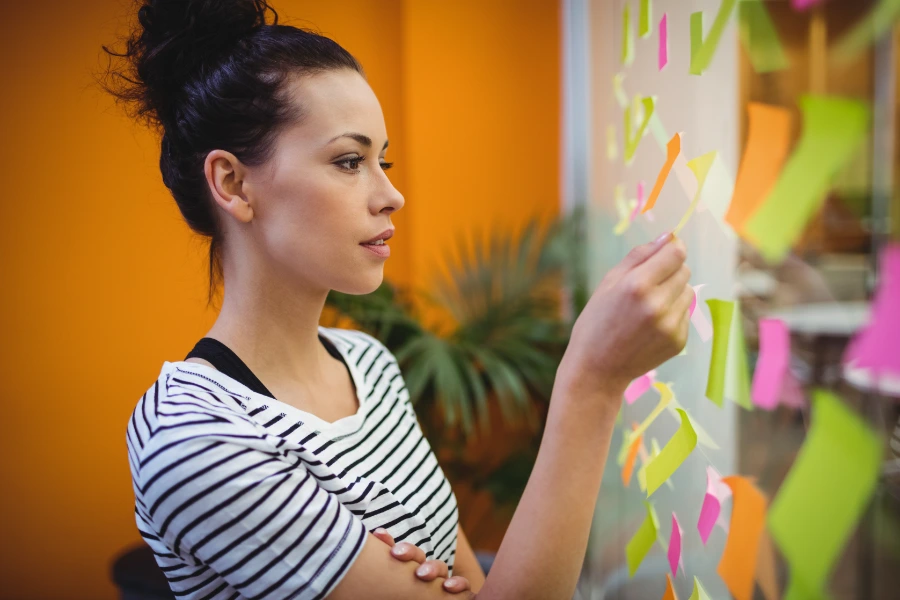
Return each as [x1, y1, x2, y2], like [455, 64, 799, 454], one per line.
[184, 333, 351, 400]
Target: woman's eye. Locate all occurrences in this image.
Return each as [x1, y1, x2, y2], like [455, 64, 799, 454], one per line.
[336, 156, 365, 171]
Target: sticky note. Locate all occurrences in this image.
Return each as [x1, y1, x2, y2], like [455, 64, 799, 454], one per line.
[640, 0, 653, 37]
[668, 513, 683, 577]
[626, 501, 660, 577]
[624, 96, 656, 164]
[832, 0, 900, 64]
[622, 432, 643, 487]
[659, 13, 668, 70]
[738, 0, 789, 73]
[792, 0, 823, 9]
[697, 465, 730, 544]
[725, 299, 753, 410]
[743, 96, 870, 263]
[662, 573, 678, 600]
[606, 124, 619, 160]
[618, 381, 674, 463]
[768, 389, 881, 598]
[646, 408, 697, 497]
[625, 370, 657, 404]
[688, 577, 712, 600]
[697, 153, 737, 237]
[630, 181, 647, 222]
[843, 243, 900, 383]
[673, 151, 717, 234]
[666, 400, 720, 450]
[690, 0, 738, 75]
[622, 2, 635, 66]
[705, 299, 734, 407]
[644, 133, 681, 213]
[614, 185, 637, 235]
[725, 103, 792, 237]
[718, 476, 767, 600]
[752, 318, 790, 409]
[690, 284, 713, 342]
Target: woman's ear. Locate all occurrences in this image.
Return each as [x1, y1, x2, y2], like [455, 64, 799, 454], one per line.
[205, 149, 254, 223]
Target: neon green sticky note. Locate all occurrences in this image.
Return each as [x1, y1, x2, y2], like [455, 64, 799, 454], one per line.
[667, 400, 720, 450]
[639, 0, 653, 38]
[743, 95, 870, 263]
[624, 95, 655, 164]
[705, 299, 734, 407]
[832, 0, 900, 64]
[673, 150, 717, 234]
[690, 0, 737, 75]
[646, 408, 698, 497]
[725, 299, 753, 410]
[768, 389, 881, 598]
[622, 3, 635, 66]
[688, 576, 713, 600]
[626, 501, 660, 577]
[739, 0, 789, 73]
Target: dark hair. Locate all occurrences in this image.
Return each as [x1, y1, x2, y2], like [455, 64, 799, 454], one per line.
[98, 0, 364, 306]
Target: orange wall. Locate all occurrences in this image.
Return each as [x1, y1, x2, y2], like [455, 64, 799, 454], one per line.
[0, 1, 558, 598]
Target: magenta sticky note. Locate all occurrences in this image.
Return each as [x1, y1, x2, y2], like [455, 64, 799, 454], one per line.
[668, 512, 683, 576]
[690, 284, 712, 341]
[658, 14, 668, 71]
[698, 466, 728, 545]
[843, 243, 900, 384]
[625, 370, 656, 404]
[629, 181, 647, 222]
[751, 318, 790, 409]
[791, 0, 824, 10]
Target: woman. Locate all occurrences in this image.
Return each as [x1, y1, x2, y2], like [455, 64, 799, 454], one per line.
[104, 1, 692, 598]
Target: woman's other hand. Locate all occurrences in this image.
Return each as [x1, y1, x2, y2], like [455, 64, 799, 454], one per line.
[372, 528, 472, 594]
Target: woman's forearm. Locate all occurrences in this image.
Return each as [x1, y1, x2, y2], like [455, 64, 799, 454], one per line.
[476, 359, 621, 600]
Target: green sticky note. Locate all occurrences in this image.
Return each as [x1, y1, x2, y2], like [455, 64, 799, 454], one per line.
[622, 3, 635, 66]
[725, 299, 753, 410]
[743, 95, 870, 263]
[705, 299, 734, 407]
[690, 0, 737, 75]
[624, 95, 655, 164]
[645, 409, 698, 496]
[626, 501, 660, 577]
[639, 0, 652, 38]
[688, 576, 713, 600]
[738, 0, 789, 73]
[768, 389, 882, 597]
[832, 0, 900, 64]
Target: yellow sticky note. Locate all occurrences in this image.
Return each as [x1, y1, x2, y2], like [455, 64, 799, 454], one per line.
[624, 95, 656, 164]
[626, 501, 660, 577]
[768, 389, 881, 598]
[646, 408, 698, 497]
[688, 577, 713, 600]
[622, 3, 635, 66]
[705, 299, 734, 407]
[673, 150, 717, 234]
[622, 382, 674, 461]
[743, 95, 870, 263]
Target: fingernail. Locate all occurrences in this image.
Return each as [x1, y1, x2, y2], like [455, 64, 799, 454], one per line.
[392, 546, 405, 555]
[655, 232, 672, 244]
[416, 565, 429, 576]
[443, 579, 455, 588]
[374, 528, 386, 535]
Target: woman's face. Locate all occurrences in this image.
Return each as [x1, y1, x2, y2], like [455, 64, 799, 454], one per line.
[220, 69, 404, 296]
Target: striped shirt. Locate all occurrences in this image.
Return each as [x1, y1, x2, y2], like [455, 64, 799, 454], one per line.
[125, 326, 459, 600]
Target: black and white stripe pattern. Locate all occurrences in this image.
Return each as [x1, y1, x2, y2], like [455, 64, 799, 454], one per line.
[126, 327, 459, 600]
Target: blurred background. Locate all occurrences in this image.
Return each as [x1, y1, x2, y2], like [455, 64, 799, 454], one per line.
[1, 0, 898, 599]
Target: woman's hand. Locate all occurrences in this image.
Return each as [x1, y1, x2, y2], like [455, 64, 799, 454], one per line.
[372, 528, 471, 594]
[563, 233, 692, 398]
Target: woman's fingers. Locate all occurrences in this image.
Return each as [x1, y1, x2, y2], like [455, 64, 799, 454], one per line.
[372, 528, 395, 547]
[442, 576, 472, 594]
[414, 559, 449, 581]
[390, 541, 426, 564]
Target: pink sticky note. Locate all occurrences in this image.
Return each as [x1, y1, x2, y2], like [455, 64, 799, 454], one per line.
[843, 243, 900, 386]
[752, 319, 790, 410]
[625, 370, 657, 404]
[698, 466, 729, 544]
[668, 512, 683, 577]
[791, 0, 824, 10]
[781, 368, 806, 408]
[658, 14, 668, 71]
[629, 181, 647, 222]
[691, 284, 713, 341]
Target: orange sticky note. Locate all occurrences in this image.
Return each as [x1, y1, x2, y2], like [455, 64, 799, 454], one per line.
[644, 133, 682, 213]
[622, 433, 644, 487]
[718, 476, 767, 600]
[725, 103, 792, 234]
[662, 573, 679, 600]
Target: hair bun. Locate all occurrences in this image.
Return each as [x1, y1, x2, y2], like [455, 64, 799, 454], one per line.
[104, 0, 276, 129]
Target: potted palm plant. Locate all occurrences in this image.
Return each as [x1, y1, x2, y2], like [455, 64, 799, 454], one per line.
[322, 204, 589, 546]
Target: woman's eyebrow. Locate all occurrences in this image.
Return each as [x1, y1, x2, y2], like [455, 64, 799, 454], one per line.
[327, 132, 389, 150]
